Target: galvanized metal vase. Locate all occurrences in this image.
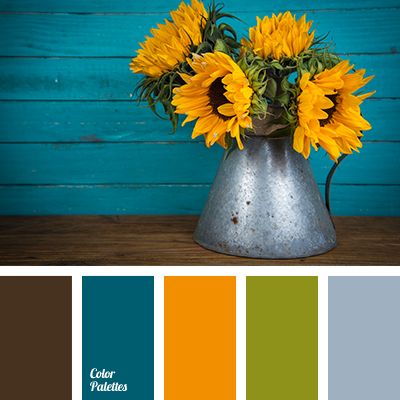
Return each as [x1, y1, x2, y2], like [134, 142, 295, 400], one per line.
[193, 135, 336, 259]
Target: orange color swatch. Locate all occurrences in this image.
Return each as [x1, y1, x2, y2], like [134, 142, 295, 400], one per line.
[164, 276, 236, 400]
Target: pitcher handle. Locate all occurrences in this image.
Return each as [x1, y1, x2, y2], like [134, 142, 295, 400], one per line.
[325, 154, 348, 214]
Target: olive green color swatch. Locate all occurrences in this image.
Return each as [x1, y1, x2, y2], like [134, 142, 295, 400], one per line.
[247, 276, 318, 400]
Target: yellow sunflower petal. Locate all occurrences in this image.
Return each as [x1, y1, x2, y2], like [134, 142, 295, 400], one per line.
[294, 61, 374, 159]
[293, 126, 305, 154]
[217, 103, 236, 117]
[130, 1, 207, 77]
[244, 12, 314, 59]
[172, 51, 254, 150]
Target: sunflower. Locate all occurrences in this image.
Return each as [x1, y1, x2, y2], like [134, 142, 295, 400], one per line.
[130, 0, 207, 77]
[171, 52, 253, 149]
[293, 60, 375, 161]
[242, 11, 314, 60]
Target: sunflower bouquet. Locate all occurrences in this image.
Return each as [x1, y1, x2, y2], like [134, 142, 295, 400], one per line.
[130, 1, 374, 162]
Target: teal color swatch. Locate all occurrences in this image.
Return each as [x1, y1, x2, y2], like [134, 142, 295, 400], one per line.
[83, 276, 154, 399]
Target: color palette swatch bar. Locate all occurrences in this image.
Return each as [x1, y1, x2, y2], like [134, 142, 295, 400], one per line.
[82, 276, 154, 399]
[247, 276, 318, 400]
[0, 276, 72, 400]
[329, 277, 400, 400]
[164, 276, 236, 400]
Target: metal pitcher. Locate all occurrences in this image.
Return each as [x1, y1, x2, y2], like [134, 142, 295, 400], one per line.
[193, 135, 336, 259]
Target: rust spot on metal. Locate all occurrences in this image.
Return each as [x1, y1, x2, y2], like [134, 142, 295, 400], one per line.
[80, 134, 103, 143]
[218, 242, 228, 250]
[231, 216, 238, 224]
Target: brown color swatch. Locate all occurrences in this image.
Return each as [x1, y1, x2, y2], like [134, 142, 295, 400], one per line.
[0, 276, 72, 400]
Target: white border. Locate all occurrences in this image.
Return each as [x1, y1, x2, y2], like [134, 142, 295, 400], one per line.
[72, 274, 82, 400]
[154, 275, 164, 400]
[236, 275, 246, 399]
[318, 273, 329, 400]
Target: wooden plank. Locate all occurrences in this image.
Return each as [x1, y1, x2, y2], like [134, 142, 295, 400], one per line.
[0, 101, 195, 142]
[0, 10, 398, 56]
[1, 0, 398, 12]
[0, 184, 210, 215]
[0, 99, 396, 143]
[0, 142, 398, 185]
[1, 184, 400, 216]
[0, 58, 134, 100]
[0, 142, 223, 184]
[0, 55, 392, 100]
[0, 216, 398, 265]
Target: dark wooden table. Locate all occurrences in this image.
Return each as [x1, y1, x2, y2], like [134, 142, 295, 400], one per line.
[0, 216, 399, 265]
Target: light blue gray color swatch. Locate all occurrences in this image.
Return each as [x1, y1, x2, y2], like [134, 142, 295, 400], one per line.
[329, 277, 400, 400]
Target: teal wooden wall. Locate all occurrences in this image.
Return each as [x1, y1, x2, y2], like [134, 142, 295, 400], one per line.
[0, 0, 399, 215]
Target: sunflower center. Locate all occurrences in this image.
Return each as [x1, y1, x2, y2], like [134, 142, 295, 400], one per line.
[319, 94, 338, 127]
[208, 78, 230, 120]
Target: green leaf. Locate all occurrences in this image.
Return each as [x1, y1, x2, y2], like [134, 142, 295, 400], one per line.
[265, 78, 278, 99]
[214, 38, 229, 53]
[270, 60, 284, 70]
